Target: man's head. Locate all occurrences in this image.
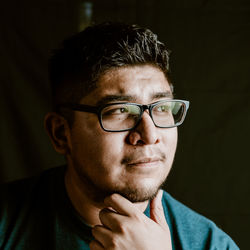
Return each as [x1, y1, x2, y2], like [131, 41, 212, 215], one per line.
[48, 22, 171, 125]
[45, 22, 188, 203]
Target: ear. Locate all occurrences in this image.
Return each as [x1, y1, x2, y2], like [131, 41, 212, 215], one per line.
[44, 112, 71, 155]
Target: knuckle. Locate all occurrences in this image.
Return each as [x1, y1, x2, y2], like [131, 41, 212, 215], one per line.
[116, 215, 142, 234]
[107, 235, 119, 249]
[117, 221, 130, 234]
[119, 224, 127, 234]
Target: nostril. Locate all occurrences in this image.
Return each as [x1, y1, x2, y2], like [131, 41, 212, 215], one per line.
[136, 139, 144, 146]
[126, 130, 141, 145]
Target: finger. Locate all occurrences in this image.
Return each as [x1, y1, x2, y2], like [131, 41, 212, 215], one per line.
[99, 207, 126, 231]
[89, 239, 104, 250]
[104, 193, 137, 216]
[150, 189, 168, 229]
[92, 225, 112, 244]
[92, 225, 121, 249]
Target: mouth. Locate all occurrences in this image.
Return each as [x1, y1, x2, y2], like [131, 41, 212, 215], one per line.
[126, 157, 163, 167]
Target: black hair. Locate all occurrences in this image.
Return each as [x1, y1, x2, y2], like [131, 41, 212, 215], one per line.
[48, 22, 171, 124]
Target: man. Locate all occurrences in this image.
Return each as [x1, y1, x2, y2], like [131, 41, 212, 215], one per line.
[0, 22, 238, 249]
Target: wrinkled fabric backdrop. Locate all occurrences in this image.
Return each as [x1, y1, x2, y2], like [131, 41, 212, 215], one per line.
[0, 0, 249, 248]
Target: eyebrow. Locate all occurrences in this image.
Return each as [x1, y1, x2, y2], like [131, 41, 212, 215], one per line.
[96, 95, 136, 106]
[96, 91, 173, 106]
[153, 91, 173, 99]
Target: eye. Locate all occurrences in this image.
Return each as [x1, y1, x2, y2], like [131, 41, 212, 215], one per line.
[102, 105, 129, 116]
[119, 107, 129, 113]
[156, 105, 170, 112]
[109, 106, 129, 114]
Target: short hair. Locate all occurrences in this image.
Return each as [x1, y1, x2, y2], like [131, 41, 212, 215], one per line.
[48, 22, 171, 124]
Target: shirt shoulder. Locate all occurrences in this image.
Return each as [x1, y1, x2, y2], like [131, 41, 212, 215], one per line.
[0, 166, 66, 249]
[161, 191, 239, 250]
[0, 166, 64, 212]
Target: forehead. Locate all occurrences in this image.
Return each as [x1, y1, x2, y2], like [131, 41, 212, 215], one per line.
[82, 65, 172, 105]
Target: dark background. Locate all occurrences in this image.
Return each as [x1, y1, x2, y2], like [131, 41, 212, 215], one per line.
[0, 0, 249, 249]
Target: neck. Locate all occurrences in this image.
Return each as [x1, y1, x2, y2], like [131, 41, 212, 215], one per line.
[64, 165, 149, 226]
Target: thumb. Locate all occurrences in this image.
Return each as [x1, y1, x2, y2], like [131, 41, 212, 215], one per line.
[150, 189, 168, 229]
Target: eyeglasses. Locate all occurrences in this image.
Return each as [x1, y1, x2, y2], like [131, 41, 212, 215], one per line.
[59, 99, 189, 132]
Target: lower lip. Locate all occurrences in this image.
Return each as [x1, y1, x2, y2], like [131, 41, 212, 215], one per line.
[127, 161, 161, 168]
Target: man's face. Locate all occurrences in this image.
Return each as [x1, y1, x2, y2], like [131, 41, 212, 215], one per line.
[66, 65, 178, 203]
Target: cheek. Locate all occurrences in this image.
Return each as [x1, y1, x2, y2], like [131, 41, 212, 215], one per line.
[93, 134, 126, 164]
[162, 128, 178, 155]
[70, 118, 127, 168]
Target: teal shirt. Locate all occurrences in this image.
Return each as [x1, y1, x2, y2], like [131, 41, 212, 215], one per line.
[0, 166, 239, 249]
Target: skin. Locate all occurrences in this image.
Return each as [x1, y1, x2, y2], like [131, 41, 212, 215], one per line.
[45, 64, 177, 249]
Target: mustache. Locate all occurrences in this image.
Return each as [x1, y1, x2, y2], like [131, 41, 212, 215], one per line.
[121, 149, 166, 165]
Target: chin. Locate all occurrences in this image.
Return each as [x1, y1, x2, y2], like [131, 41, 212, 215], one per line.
[114, 181, 165, 203]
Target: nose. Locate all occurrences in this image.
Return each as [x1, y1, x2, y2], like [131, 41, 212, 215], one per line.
[127, 111, 160, 146]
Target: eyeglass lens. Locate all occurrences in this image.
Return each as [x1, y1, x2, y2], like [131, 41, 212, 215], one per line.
[100, 101, 186, 131]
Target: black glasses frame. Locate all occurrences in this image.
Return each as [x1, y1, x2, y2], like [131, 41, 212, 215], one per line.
[58, 99, 190, 132]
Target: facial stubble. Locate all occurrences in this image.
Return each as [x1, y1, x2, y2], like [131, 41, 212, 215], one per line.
[73, 155, 171, 204]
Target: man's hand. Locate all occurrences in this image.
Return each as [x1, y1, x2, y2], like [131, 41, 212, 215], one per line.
[90, 190, 172, 250]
